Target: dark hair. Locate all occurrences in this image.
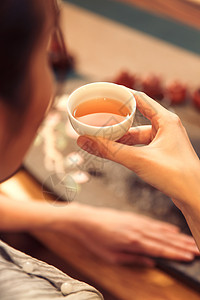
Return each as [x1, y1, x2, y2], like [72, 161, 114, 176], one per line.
[0, 0, 46, 113]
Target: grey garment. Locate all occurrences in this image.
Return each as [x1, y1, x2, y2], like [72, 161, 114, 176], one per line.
[0, 240, 103, 300]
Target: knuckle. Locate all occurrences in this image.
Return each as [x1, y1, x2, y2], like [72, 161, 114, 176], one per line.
[138, 91, 147, 99]
[168, 112, 181, 125]
[127, 235, 141, 248]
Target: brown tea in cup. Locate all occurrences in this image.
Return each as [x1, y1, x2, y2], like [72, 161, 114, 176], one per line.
[73, 97, 131, 127]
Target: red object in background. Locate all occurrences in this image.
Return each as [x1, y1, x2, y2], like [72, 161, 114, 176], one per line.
[192, 88, 200, 110]
[141, 74, 164, 100]
[166, 80, 187, 105]
[49, 29, 74, 78]
[113, 70, 137, 89]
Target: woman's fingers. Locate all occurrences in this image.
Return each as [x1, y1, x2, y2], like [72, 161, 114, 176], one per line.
[148, 241, 195, 261]
[132, 91, 169, 123]
[123, 227, 199, 260]
[129, 237, 195, 261]
[77, 92, 169, 163]
[77, 135, 129, 161]
[78, 125, 153, 159]
[117, 125, 152, 145]
[77, 136, 146, 174]
[147, 219, 180, 234]
[145, 231, 199, 253]
[77, 92, 170, 164]
[128, 214, 199, 250]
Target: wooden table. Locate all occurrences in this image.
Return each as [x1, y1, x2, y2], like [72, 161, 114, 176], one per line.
[1, 1, 200, 299]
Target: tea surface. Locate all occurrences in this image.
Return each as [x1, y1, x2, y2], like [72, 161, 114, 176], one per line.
[73, 97, 130, 127]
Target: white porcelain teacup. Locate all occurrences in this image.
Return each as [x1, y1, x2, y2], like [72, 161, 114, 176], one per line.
[67, 82, 136, 141]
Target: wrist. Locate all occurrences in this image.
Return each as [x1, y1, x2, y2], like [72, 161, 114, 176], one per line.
[175, 164, 200, 248]
[46, 202, 95, 234]
[174, 160, 200, 210]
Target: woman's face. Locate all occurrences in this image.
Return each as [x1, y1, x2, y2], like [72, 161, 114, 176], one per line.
[0, 2, 56, 182]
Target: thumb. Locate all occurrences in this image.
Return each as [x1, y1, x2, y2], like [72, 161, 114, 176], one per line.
[77, 135, 142, 167]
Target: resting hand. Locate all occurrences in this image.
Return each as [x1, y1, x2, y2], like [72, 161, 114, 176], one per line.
[53, 204, 199, 266]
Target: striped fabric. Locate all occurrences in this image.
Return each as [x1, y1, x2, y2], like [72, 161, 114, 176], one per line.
[0, 240, 103, 300]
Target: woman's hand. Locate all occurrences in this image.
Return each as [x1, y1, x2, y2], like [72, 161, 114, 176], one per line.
[53, 204, 199, 266]
[77, 91, 200, 248]
[77, 91, 200, 208]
